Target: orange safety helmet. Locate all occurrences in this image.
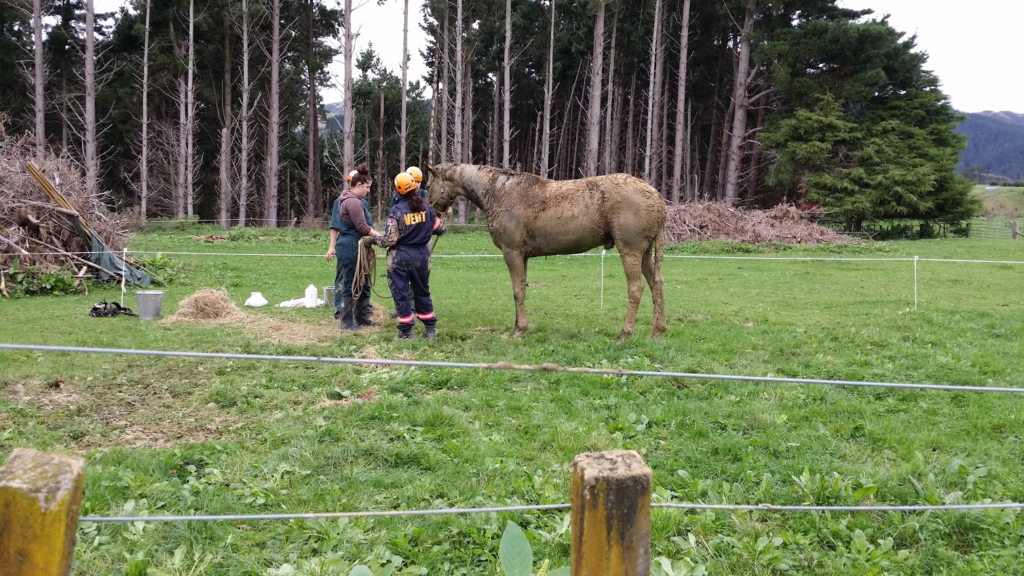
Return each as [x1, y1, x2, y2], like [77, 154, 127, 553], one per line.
[406, 166, 423, 183]
[394, 172, 418, 195]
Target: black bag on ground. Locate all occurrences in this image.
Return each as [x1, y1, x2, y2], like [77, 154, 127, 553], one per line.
[89, 300, 137, 317]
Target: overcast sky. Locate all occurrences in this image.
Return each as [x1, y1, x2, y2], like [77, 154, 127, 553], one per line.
[96, 0, 1021, 114]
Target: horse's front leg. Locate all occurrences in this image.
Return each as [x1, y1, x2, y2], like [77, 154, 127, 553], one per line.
[501, 249, 529, 337]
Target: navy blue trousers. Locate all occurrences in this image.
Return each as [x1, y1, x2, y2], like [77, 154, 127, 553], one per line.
[387, 247, 436, 327]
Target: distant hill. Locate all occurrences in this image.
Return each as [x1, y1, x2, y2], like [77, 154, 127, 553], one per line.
[956, 111, 1024, 180]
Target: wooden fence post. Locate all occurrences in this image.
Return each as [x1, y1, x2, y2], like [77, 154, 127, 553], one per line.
[0, 448, 86, 576]
[571, 450, 651, 576]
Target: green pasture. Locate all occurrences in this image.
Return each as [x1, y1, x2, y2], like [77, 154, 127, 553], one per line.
[2, 227, 1024, 575]
[972, 185, 1024, 217]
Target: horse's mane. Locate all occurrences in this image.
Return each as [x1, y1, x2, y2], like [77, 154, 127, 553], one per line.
[472, 164, 548, 186]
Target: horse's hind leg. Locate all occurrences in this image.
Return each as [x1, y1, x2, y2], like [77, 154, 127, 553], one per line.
[502, 249, 530, 337]
[641, 241, 667, 338]
[618, 252, 645, 339]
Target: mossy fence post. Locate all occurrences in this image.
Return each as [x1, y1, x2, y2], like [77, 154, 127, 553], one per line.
[571, 450, 652, 576]
[0, 448, 86, 576]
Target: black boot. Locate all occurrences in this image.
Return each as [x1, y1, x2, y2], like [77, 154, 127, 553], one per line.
[424, 323, 437, 340]
[339, 297, 361, 331]
[354, 291, 380, 326]
[395, 324, 415, 341]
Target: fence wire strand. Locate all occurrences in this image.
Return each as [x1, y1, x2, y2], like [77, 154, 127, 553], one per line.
[7, 250, 1024, 265]
[77, 501, 1024, 524]
[3, 343, 1024, 394]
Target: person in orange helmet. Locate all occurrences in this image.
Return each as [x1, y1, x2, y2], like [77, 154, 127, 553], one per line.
[373, 172, 446, 340]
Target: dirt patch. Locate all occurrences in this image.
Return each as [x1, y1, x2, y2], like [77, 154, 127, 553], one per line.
[161, 288, 396, 345]
[3, 378, 239, 449]
[246, 317, 339, 346]
[665, 203, 854, 245]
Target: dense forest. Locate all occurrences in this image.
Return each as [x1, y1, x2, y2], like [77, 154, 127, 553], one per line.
[0, 0, 978, 231]
[957, 111, 1024, 182]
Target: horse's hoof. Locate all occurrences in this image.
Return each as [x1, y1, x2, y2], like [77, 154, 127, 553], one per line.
[652, 327, 667, 339]
[617, 331, 633, 341]
[511, 328, 527, 338]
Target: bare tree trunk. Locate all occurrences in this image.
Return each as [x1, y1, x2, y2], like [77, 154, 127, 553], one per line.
[141, 0, 151, 218]
[670, 0, 692, 203]
[701, 106, 720, 201]
[427, 54, 439, 166]
[502, 0, 512, 169]
[584, 0, 606, 176]
[61, 62, 68, 153]
[400, 0, 409, 169]
[602, 8, 617, 175]
[746, 99, 766, 200]
[652, 0, 668, 191]
[459, 52, 470, 222]
[185, 0, 197, 216]
[176, 76, 186, 217]
[306, 0, 322, 220]
[84, 0, 97, 196]
[238, 0, 253, 226]
[440, 5, 449, 162]
[610, 77, 624, 173]
[642, 0, 662, 184]
[685, 99, 692, 201]
[33, 0, 44, 162]
[342, 0, 354, 170]
[377, 92, 384, 221]
[539, 0, 554, 177]
[266, 0, 281, 226]
[489, 74, 499, 166]
[724, 0, 756, 206]
[219, 14, 232, 228]
[454, 0, 463, 166]
[716, 99, 734, 200]
[625, 73, 636, 175]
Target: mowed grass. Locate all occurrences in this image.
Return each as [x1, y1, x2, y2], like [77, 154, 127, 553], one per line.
[2, 226, 1024, 575]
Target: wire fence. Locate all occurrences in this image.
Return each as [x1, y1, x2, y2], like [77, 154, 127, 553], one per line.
[4, 343, 1024, 394]
[76, 501, 1024, 524]
[8, 249, 1024, 266]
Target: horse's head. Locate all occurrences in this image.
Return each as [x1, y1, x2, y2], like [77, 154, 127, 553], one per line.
[425, 163, 461, 213]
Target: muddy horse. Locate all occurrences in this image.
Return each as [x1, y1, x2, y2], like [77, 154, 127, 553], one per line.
[426, 163, 667, 338]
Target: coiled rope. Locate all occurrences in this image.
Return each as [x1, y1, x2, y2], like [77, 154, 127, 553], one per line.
[352, 237, 385, 299]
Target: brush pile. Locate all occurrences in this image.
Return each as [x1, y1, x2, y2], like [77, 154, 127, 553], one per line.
[0, 131, 132, 271]
[664, 203, 852, 245]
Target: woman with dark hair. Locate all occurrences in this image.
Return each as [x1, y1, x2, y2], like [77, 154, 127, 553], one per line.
[374, 172, 447, 340]
[326, 163, 382, 330]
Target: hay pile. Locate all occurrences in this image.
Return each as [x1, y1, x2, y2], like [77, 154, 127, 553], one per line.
[664, 203, 852, 245]
[0, 132, 133, 270]
[164, 288, 245, 323]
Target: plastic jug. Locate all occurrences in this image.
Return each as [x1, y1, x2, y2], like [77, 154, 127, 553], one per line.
[304, 284, 318, 308]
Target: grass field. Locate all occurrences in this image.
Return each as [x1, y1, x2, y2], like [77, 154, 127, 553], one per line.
[2, 227, 1024, 575]
[972, 185, 1024, 218]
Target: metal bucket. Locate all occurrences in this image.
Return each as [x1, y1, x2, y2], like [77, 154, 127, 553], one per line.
[134, 290, 167, 320]
[323, 286, 336, 307]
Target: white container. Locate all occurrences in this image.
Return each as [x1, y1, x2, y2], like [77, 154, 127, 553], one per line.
[304, 284, 318, 308]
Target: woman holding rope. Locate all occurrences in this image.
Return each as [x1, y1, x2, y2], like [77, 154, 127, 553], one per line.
[326, 163, 382, 331]
[372, 172, 446, 340]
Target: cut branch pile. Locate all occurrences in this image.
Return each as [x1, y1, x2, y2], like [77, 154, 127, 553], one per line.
[664, 203, 854, 245]
[0, 133, 132, 271]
